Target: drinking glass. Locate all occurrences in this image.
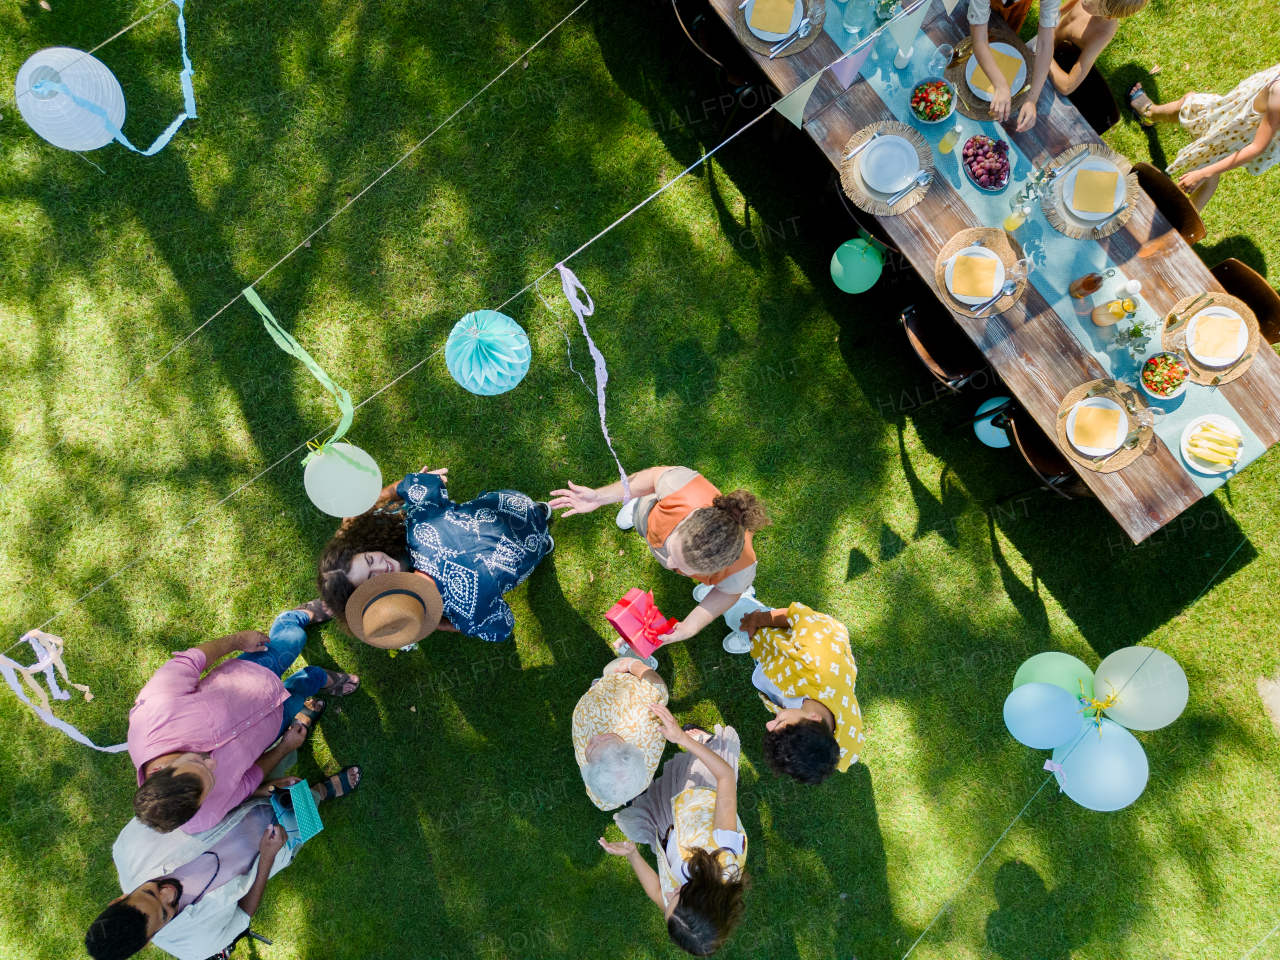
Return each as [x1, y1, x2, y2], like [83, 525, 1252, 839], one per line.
[1135, 406, 1165, 428]
[842, 0, 862, 35]
[1007, 257, 1033, 284]
[928, 44, 954, 74]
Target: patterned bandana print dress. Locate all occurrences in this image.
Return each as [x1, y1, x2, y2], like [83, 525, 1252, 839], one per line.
[1167, 64, 1280, 179]
[395, 473, 552, 642]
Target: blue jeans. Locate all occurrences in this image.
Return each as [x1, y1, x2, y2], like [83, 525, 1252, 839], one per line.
[237, 609, 328, 738]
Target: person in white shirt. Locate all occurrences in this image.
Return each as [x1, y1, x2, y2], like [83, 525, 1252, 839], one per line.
[84, 769, 361, 960]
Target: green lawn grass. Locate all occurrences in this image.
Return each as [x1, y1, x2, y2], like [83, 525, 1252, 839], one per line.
[2, 0, 1279, 958]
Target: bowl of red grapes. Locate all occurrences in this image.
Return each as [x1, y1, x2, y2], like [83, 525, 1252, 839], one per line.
[961, 135, 1010, 192]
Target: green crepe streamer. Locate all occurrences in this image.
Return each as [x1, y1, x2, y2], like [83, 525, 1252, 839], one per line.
[242, 287, 373, 472]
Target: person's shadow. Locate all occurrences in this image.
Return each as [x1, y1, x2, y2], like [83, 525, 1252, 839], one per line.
[985, 860, 1094, 960]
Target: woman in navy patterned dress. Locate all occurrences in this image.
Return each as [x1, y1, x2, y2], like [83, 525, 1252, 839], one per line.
[317, 468, 553, 643]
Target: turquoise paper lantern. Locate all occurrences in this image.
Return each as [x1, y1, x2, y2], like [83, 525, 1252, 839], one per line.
[830, 238, 884, 294]
[445, 310, 531, 396]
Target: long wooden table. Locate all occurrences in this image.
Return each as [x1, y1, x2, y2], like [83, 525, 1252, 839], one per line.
[706, 0, 1280, 543]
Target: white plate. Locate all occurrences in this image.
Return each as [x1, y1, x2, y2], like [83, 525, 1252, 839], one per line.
[965, 42, 1027, 103]
[1180, 414, 1243, 475]
[1066, 396, 1128, 456]
[1185, 305, 1247, 367]
[860, 135, 919, 193]
[944, 246, 1005, 305]
[744, 0, 804, 41]
[1062, 158, 1125, 221]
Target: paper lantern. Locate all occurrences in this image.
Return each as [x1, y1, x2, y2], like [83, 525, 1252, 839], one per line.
[1013, 651, 1095, 701]
[1003, 682, 1081, 749]
[1050, 717, 1149, 811]
[830, 239, 883, 294]
[15, 48, 125, 151]
[1095, 646, 1189, 731]
[445, 310, 531, 396]
[303, 442, 383, 518]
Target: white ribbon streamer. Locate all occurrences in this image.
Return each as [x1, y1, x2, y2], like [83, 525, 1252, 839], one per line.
[0, 631, 127, 753]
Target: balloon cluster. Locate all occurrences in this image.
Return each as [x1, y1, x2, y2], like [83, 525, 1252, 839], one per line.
[1003, 647, 1188, 811]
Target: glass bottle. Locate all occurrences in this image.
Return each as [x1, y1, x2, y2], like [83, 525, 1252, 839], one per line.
[1069, 268, 1116, 299]
[1003, 204, 1031, 232]
[938, 121, 963, 154]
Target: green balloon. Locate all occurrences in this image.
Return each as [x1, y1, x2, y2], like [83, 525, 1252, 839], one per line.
[830, 238, 883, 294]
[1013, 652, 1094, 701]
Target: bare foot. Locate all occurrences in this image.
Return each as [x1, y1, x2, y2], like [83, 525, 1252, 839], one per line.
[311, 766, 362, 805]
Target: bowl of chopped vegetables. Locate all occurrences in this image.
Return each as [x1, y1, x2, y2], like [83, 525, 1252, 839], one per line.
[910, 77, 955, 124]
[1139, 351, 1191, 399]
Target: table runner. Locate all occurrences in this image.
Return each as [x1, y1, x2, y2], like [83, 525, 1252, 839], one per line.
[821, 1, 1264, 494]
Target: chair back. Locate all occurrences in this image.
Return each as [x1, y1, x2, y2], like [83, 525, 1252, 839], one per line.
[1210, 258, 1280, 345]
[900, 303, 987, 393]
[1007, 413, 1092, 500]
[1134, 162, 1207, 245]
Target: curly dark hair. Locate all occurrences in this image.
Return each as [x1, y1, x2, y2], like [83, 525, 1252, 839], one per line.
[133, 767, 204, 832]
[679, 490, 771, 574]
[85, 900, 150, 960]
[667, 847, 749, 956]
[316, 504, 410, 634]
[761, 718, 840, 785]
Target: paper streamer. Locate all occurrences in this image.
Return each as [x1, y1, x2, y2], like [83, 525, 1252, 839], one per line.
[0, 631, 127, 753]
[888, 0, 932, 54]
[831, 43, 873, 90]
[942, 0, 962, 13]
[775, 70, 824, 128]
[555, 264, 631, 503]
[29, 0, 196, 156]
[242, 287, 372, 472]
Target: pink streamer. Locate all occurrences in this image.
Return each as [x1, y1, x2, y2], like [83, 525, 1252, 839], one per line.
[831, 45, 872, 90]
[556, 263, 631, 502]
[1043, 758, 1065, 790]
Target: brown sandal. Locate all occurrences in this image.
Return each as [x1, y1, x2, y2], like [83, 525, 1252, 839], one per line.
[320, 670, 360, 697]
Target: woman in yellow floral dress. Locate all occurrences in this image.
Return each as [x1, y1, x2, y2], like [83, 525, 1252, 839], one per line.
[1129, 65, 1280, 211]
[600, 704, 748, 956]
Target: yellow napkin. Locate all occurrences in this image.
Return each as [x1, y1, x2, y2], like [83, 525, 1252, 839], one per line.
[1072, 406, 1121, 448]
[750, 0, 795, 34]
[951, 256, 998, 298]
[971, 50, 1023, 94]
[1193, 314, 1242, 358]
[1071, 169, 1119, 214]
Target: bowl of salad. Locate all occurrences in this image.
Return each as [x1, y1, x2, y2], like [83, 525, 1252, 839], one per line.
[961, 135, 1010, 191]
[910, 77, 955, 124]
[1139, 351, 1191, 399]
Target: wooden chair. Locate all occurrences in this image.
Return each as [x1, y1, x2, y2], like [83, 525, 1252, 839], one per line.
[899, 303, 991, 402]
[1053, 42, 1121, 136]
[1211, 258, 1280, 345]
[999, 409, 1094, 502]
[1133, 162, 1208, 245]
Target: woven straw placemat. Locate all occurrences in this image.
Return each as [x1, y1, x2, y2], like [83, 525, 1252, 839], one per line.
[933, 227, 1027, 318]
[944, 30, 1035, 121]
[735, 0, 825, 58]
[1055, 379, 1155, 473]
[839, 122, 935, 216]
[1160, 291, 1260, 386]
[1039, 143, 1138, 240]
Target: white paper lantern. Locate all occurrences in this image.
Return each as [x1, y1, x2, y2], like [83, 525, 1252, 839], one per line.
[303, 442, 383, 518]
[15, 48, 125, 151]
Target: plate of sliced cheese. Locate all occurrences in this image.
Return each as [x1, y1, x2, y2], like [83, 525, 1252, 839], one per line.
[1180, 415, 1243, 474]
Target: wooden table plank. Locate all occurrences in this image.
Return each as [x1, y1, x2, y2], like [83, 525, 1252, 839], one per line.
[704, 0, 1280, 541]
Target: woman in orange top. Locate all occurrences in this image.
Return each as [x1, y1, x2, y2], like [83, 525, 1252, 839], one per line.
[549, 466, 770, 643]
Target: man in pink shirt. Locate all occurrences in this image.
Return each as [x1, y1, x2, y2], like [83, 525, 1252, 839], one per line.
[128, 603, 359, 834]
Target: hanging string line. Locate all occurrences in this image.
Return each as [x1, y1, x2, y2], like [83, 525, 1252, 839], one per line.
[1187, 536, 1247, 609]
[898, 646, 1161, 960]
[121, 0, 593, 391]
[4, 0, 178, 111]
[3, 103, 771, 656]
[1238, 916, 1280, 960]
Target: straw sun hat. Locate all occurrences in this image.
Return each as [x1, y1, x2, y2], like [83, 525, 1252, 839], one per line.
[347, 571, 444, 649]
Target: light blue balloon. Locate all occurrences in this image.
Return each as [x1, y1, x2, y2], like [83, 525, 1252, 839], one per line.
[1003, 682, 1081, 749]
[1050, 717, 1149, 812]
[445, 310, 531, 396]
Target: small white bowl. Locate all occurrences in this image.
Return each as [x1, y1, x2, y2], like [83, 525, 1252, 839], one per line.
[910, 77, 956, 125]
[1138, 351, 1191, 401]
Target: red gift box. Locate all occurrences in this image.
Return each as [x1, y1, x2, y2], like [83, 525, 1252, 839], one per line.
[606, 589, 677, 659]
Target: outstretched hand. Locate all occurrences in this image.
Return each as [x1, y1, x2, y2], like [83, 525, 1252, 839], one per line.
[419, 467, 448, 476]
[648, 702, 688, 745]
[1014, 99, 1038, 133]
[598, 837, 636, 857]
[259, 824, 287, 858]
[236, 631, 270, 653]
[548, 481, 604, 517]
